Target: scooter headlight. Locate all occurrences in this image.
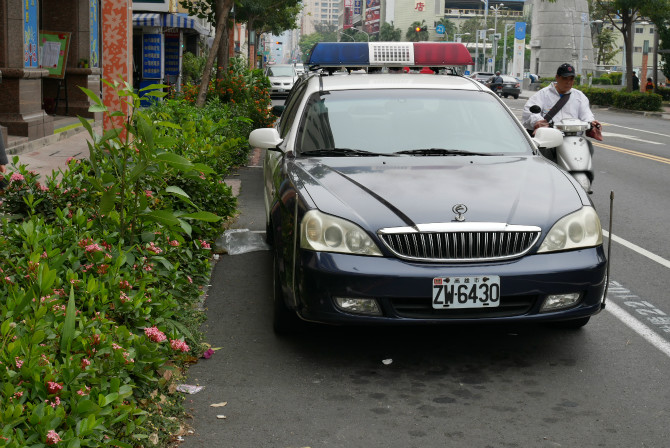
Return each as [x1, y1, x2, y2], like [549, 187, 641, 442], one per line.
[538, 207, 603, 253]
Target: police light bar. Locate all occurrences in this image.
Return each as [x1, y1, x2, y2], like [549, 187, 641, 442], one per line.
[308, 42, 473, 67]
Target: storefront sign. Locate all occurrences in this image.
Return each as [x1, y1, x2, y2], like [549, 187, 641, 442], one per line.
[142, 33, 162, 79]
[164, 33, 180, 77]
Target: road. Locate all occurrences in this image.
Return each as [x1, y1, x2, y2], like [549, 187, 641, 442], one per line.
[181, 99, 670, 448]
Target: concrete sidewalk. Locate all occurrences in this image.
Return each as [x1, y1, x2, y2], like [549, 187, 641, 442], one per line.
[5, 118, 99, 179]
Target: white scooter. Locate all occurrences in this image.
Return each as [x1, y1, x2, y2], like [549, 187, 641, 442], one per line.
[529, 105, 595, 193]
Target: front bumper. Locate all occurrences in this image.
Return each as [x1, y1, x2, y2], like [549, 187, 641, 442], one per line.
[294, 247, 607, 325]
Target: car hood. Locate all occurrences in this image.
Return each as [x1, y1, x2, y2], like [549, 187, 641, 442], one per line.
[293, 156, 586, 231]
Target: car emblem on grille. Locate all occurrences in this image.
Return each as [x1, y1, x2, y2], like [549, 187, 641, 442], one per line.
[452, 204, 468, 222]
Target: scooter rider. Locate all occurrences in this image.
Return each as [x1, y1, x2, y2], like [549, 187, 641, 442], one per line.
[523, 63, 601, 129]
[488, 71, 503, 94]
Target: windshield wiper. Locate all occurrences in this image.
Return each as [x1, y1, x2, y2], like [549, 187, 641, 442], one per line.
[394, 148, 503, 156]
[300, 148, 396, 157]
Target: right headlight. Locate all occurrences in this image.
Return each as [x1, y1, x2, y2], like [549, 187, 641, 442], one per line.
[537, 207, 603, 253]
[300, 210, 383, 256]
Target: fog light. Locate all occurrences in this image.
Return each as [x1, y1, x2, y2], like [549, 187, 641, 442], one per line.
[540, 293, 581, 312]
[335, 297, 381, 316]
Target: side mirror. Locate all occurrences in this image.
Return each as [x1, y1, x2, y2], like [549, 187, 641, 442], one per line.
[529, 105, 542, 114]
[249, 128, 283, 150]
[532, 127, 563, 149]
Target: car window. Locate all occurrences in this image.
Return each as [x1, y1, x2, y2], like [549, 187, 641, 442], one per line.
[267, 66, 295, 77]
[296, 89, 531, 155]
[278, 80, 308, 139]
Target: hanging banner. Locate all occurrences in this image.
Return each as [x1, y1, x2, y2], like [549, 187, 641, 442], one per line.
[90, 0, 99, 67]
[164, 33, 180, 77]
[343, 0, 353, 29]
[511, 22, 526, 79]
[24, 0, 39, 68]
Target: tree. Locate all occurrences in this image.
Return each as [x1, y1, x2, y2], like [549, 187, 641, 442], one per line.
[593, 27, 620, 65]
[594, 0, 670, 91]
[379, 22, 402, 42]
[299, 29, 338, 63]
[435, 17, 457, 41]
[406, 21, 429, 42]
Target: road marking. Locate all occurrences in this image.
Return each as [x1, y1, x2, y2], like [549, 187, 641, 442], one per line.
[603, 230, 670, 269]
[601, 132, 664, 145]
[601, 122, 670, 139]
[606, 300, 670, 358]
[594, 142, 670, 165]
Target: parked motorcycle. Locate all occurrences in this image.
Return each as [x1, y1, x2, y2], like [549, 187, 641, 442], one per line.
[529, 105, 594, 193]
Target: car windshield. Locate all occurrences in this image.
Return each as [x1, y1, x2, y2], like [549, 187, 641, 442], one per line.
[267, 66, 295, 77]
[296, 89, 532, 156]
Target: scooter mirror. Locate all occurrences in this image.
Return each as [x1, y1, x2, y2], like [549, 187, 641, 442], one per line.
[532, 127, 563, 149]
[529, 105, 542, 114]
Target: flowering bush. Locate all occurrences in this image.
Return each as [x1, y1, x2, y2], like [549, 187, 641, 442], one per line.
[0, 79, 244, 446]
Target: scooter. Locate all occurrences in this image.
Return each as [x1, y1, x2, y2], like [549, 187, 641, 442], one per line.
[529, 105, 595, 193]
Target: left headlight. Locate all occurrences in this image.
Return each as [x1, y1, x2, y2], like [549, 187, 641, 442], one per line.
[300, 210, 383, 256]
[537, 206, 603, 253]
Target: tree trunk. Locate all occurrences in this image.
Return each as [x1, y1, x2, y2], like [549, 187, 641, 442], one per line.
[196, 0, 234, 108]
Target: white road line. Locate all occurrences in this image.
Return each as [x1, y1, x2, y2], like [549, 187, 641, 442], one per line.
[601, 132, 664, 145]
[605, 301, 670, 358]
[603, 122, 670, 139]
[603, 230, 670, 270]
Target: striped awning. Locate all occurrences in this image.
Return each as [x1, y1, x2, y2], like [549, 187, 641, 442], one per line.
[132, 13, 161, 27]
[163, 13, 210, 35]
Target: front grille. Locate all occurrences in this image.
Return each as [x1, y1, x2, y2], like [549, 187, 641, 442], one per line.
[378, 223, 541, 262]
[390, 295, 538, 319]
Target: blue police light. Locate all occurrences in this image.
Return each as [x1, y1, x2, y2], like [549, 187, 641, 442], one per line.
[308, 42, 369, 67]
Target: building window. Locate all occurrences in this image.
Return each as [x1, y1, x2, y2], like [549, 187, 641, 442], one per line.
[634, 46, 642, 53]
[635, 27, 644, 33]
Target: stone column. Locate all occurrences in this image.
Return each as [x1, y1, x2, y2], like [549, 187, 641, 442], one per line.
[101, 0, 132, 132]
[0, 0, 53, 140]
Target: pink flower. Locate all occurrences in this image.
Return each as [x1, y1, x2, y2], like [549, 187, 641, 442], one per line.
[46, 381, 63, 394]
[85, 243, 103, 253]
[169, 240, 180, 247]
[199, 240, 211, 249]
[144, 326, 167, 343]
[146, 242, 162, 254]
[15, 357, 23, 369]
[202, 348, 215, 359]
[170, 339, 190, 352]
[10, 173, 24, 182]
[46, 430, 61, 445]
[145, 190, 153, 198]
[81, 358, 91, 369]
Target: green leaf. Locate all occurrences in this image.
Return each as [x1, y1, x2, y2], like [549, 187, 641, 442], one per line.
[79, 86, 103, 106]
[180, 211, 221, 222]
[100, 190, 116, 215]
[60, 286, 76, 355]
[156, 121, 182, 130]
[139, 83, 167, 92]
[89, 104, 108, 113]
[127, 161, 149, 184]
[154, 152, 193, 171]
[191, 162, 215, 174]
[31, 330, 45, 345]
[141, 210, 181, 227]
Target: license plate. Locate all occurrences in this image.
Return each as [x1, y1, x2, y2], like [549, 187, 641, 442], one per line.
[432, 276, 500, 309]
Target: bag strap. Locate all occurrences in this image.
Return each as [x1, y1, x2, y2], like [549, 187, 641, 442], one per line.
[543, 92, 571, 123]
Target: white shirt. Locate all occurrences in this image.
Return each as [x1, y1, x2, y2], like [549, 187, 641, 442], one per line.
[522, 83, 595, 130]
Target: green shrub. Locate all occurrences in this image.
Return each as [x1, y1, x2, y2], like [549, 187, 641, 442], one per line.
[592, 77, 611, 85]
[0, 79, 240, 446]
[578, 87, 617, 106]
[613, 91, 663, 111]
[654, 86, 670, 101]
[605, 72, 622, 85]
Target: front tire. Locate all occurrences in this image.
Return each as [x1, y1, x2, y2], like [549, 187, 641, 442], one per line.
[273, 254, 301, 334]
[572, 172, 592, 193]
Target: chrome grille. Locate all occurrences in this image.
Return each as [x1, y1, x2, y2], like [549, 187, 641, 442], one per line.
[378, 223, 541, 262]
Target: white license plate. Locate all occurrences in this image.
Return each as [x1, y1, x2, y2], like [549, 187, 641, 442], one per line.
[432, 276, 500, 309]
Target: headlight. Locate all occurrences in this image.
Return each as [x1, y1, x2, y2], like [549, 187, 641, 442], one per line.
[537, 207, 603, 253]
[301, 210, 383, 256]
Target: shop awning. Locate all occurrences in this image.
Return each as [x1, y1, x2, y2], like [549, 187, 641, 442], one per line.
[163, 13, 210, 36]
[132, 13, 161, 27]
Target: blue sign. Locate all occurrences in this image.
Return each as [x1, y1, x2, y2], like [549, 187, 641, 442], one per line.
[515, 22, 527, 40]
[143, 33, 162, 79]
[24, 0, 38, 68]
[436, 24, 445, 35]
[164, 33, 180, 77]
[89, 0, 99, 68]
[464, 70, 470, 76]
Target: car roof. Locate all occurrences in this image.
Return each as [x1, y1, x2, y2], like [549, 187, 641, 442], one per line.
[304, 73, 486, 92]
